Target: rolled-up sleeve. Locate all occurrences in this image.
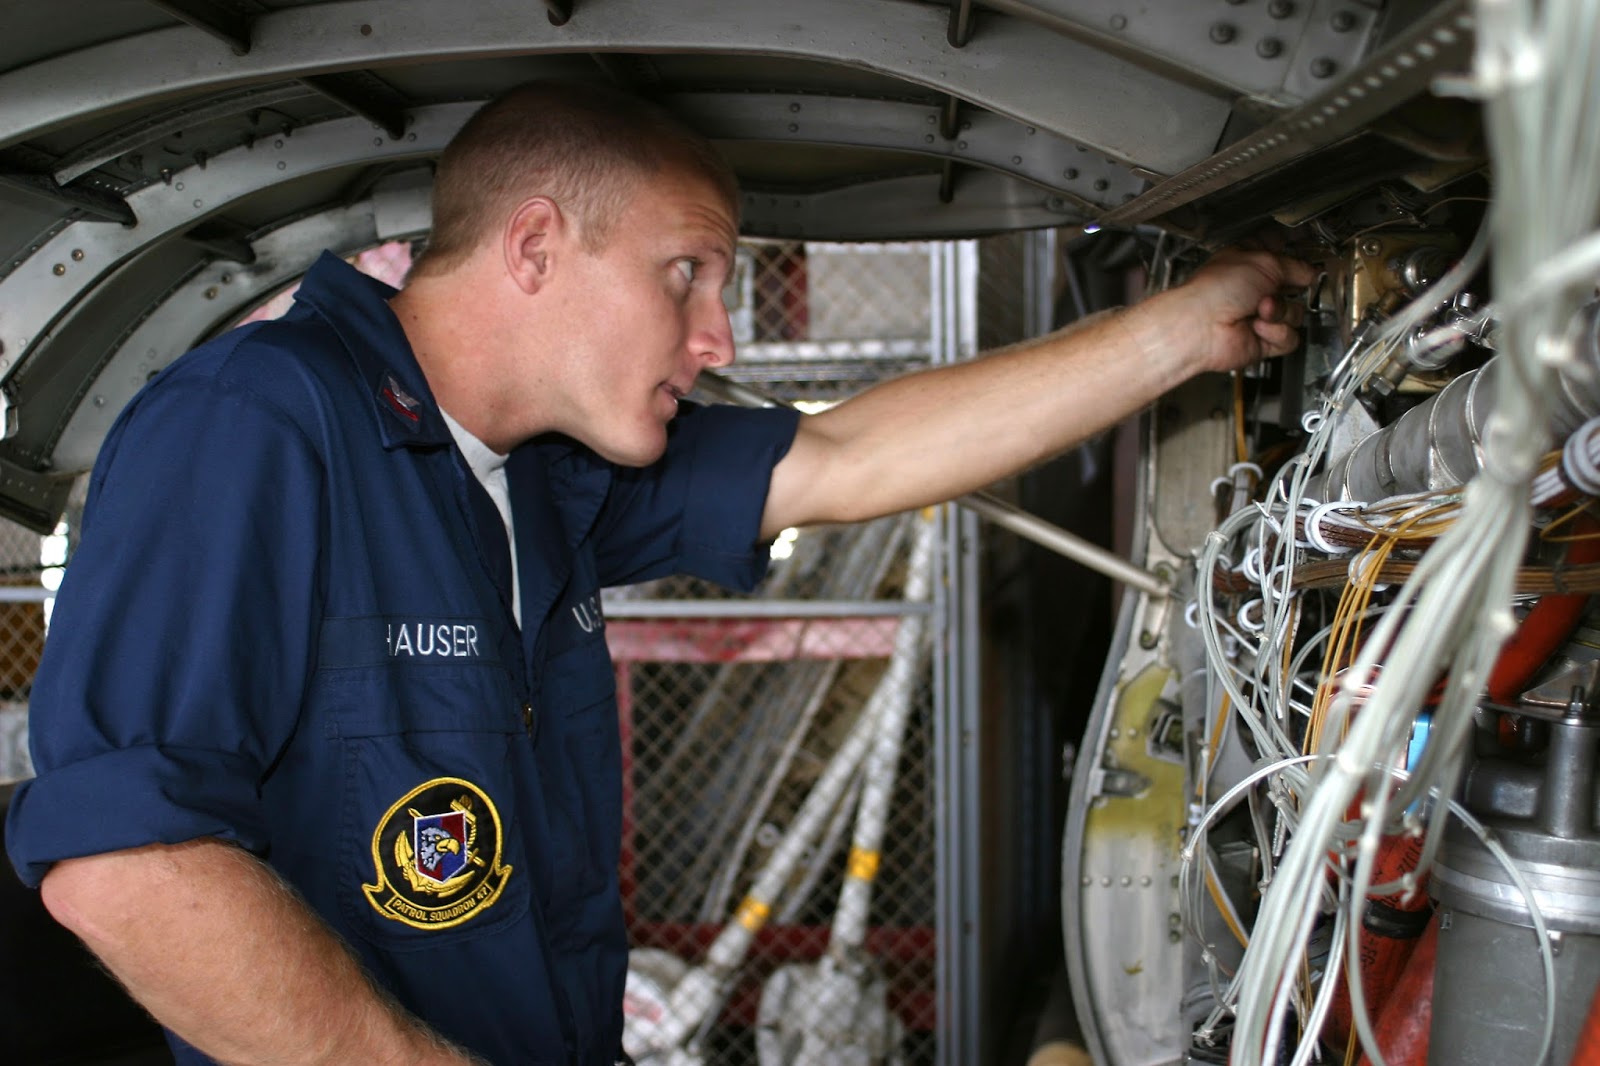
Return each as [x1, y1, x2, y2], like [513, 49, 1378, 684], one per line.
[592, 403, 800, 591]
[6, 367, 324, 887]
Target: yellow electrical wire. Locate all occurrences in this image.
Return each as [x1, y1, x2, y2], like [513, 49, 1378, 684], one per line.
[1233, 372, 1250, 464]
[1540, 497, 1600, 540]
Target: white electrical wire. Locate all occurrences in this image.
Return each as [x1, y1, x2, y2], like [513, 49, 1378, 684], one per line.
[1185, 5, 1600, 1062]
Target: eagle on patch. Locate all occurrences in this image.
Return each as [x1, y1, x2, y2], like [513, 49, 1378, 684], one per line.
[393, 795, 484, 897]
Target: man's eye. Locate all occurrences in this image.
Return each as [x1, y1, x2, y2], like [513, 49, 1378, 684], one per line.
[675, 259, 697, 283]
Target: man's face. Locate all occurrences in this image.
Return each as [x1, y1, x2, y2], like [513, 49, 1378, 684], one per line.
[543, 168, 738, 467]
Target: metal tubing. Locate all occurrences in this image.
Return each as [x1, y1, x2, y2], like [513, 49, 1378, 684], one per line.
[601, 597, 931, 619]
[1327, 303, 1600, 501]
[958, 492, 1170, 598]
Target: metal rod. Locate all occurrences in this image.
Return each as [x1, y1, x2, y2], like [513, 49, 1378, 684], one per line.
[958, 492, 1170, 598]
[696, 372, 1172, 598]
[939, 95, 960, 141]
[601, 598, 932, 619]
[938, 159, 957, 204]
[544, 0, 573, 25]
[0, 586, 53, 602]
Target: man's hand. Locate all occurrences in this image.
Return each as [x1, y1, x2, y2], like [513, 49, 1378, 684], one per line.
[1136, 248, 1319, 375]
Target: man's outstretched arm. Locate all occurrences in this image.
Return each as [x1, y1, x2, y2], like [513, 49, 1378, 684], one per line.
[761, 249, 1316, 537]
[41, 839, 480, 1066]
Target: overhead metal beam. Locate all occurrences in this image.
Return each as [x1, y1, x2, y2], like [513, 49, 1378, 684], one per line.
[0, 99, 1092, 390]
[52, 84, 314, 186]
[0, 0, 1231, 178]
[667, 92, 1145, 207]
[0, 104, 464, 383]
[0, 171, 135, 225]
[52, 203, 383, 473]
[144, 0, 254, 55]
[982, 0, 1384, 102]
[1097, 0, 1475, 233]
[299, 73, 407, 141]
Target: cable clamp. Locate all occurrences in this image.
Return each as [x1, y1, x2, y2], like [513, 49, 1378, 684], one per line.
[1242, 546, 1265, 585]
[1561, 416, 1600, 497]
[1307, 500, 1362, 555]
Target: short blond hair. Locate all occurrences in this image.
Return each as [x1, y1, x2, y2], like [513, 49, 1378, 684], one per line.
[411, 81, 738, 276]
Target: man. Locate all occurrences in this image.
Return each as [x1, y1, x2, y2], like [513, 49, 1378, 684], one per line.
[5, 82, 1312, 1064]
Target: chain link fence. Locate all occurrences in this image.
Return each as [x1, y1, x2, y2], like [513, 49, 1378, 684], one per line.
[621, 239, 943, 1065]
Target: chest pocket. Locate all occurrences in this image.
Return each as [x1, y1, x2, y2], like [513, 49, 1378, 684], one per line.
[325, 662, 540, 953]
[534, 627, 621, 918]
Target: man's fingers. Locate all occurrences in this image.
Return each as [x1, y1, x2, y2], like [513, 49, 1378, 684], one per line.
[1251, 317, 1299, 356]
[1256, 294, 1306, 328]
[1276, 255, 1320, 289]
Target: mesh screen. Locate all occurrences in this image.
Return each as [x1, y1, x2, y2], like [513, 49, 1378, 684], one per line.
[0, 509, 66, 783]
[623, 237, 944, 1064]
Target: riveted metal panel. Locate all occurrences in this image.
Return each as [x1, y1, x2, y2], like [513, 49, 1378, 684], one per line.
[0, 0, 1231, 177]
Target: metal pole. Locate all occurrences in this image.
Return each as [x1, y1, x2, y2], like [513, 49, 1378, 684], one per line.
[695, 372, 1170, 598]
[957, 492, 1170, 599]
[601, 597, 932, 619]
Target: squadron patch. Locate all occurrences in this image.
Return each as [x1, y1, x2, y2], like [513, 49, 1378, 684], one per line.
[361, 777, 513, 930]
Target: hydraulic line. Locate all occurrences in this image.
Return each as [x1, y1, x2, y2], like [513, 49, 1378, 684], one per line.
[1356, 917, 1436, 1066]
[1487, 515, 1600, 704]
[1327, 833, 1431, 1049]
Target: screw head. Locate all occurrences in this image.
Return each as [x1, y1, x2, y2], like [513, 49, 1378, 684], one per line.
[1311, 56, 1337, 77]
[1331, 10, 1357, 31]
[1359, 237, 1383, 257]
[1210, 21, 1238, 44]
[1267, 0, 1294, 17]
[1257, 36, 1284, 58]
[1109, 13, 1127, 29]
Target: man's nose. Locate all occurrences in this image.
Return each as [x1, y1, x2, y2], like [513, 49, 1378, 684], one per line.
[690, 304, 736, 369]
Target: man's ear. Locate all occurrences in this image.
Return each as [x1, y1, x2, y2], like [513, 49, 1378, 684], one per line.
[503, 196, 565, 295]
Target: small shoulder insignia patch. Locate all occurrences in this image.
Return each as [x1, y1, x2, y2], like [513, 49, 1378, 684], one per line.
[361, 777, 513, 930]
[379, 373, 422, 424]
